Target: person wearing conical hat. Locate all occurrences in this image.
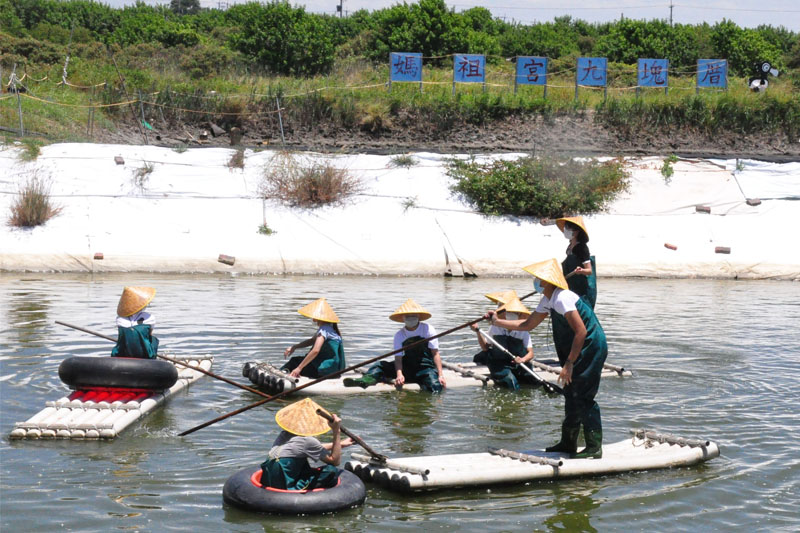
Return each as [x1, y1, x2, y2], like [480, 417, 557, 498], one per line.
[488, 259, 608, 459]
[260, 399, 354, 491]
[343, 299, 445, 393]
[282, 298, 346, 379]
[111, 286, 159, 359]
[556, 216, 596, 309]
[470, 294, 536, 391]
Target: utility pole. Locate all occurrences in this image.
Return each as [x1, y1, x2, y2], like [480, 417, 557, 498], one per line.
[669, 1, 674, 26]
[337, 0, 343, 17]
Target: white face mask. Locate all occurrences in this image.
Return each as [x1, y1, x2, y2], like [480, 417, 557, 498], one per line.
[505, 312, 518, 321]
[563, 227, 574, 240]
[533, 278, 544, 294]
[404, 316, 419, 328]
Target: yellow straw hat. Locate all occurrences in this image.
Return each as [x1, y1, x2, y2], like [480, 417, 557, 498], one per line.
[498, 296, 530, 317]
[522, 259, 569, 290]
[297, 298, 340, 323]
[389, 298, 432, 323]
[484, 290, 518, 305]
[275, 398, 332, 437]
[556, 216, 589, 239]
[117, 287, 156, 317]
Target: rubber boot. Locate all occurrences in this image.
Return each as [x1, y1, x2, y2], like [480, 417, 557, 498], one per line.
[572, 429, 603, 459]
[343, 375, 377, 389]
[545, 426, 579, 454]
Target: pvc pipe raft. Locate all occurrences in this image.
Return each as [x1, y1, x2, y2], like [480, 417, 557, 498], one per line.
[9, 355, 213, 440]
[345, 431, 719, 493]
[242, 358, 631, 396]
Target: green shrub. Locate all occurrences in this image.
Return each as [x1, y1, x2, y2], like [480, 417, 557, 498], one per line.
[448, 155, 629, 218]
[389, 154, 418, 168]
[8, 173, 61, 227]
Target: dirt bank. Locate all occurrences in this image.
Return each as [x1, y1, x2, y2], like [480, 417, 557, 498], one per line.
[95, 110, 800, 162]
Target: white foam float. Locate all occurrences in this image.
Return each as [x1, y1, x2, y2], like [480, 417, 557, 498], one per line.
[345, 429, 719, 492]
[9, 356, 213, 440]
[242, 358, 631, 396]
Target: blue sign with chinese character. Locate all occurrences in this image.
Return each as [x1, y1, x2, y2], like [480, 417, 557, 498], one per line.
[390, 53, 422, 82]
[516, 56, 547, 86]
[576, 57, 607, 87]
[453, 54, 485, 83]
[638, 59, 669, 87]
[697, 59, 727, 88]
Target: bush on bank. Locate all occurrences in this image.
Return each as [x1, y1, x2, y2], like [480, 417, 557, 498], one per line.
[448, 156, 630, 218]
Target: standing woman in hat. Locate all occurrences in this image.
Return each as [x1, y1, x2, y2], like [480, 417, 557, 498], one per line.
[283, 298, 346, 379]
[260, 398, 354, 490]
[488, 259, 608, 459]
[471, 295, 536, 391]
[556, 216, 596, 309]
[344, 299, 445, 393]
[112, 286, 159, 359]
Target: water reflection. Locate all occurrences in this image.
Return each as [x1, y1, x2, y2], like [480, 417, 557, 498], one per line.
[387, 392, 442, 455]
[7, 288, 51, 348]
[543, 486, 600, 533]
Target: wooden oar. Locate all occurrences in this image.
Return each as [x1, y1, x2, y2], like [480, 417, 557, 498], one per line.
[519, 271, 577, 301]
[55, 320, 272, 400]
[179, 316, 485, 437]
[315, 409, 387, 462]
[476, 327, 564, 395]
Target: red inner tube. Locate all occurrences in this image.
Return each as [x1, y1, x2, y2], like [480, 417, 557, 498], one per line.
[249, 469, 341, 493]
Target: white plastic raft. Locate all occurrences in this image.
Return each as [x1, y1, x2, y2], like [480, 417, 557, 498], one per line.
[345, 429, 719, 492]
[242, 358, 631, 396]
[9, 355, 213, 440]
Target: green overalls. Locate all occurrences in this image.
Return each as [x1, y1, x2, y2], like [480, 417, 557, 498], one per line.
[282, 337, 345, 378]
[111, 324, 159, 359]
[366, 336, 442, 393]
[550, 295, 608, 435]
[474, 334, 537, 391]
[260, 443, 339, 491]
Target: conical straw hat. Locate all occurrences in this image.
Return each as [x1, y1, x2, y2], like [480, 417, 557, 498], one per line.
[522, 259, 568, 290]
[485, 290, 518, 305]
[389, 298, 432, 322]
[275, 398, 332, 437]
[556, 216, 589, 239]
[117, 286, 156, 317]
[297, 298, 339, 323]
[498, 296, 530, 317]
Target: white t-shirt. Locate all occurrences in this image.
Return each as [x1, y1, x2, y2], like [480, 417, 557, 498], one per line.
[488, 325, 532, 349]
[535, 288, 579, 317]
[116, 311, 155, 328]
[394, 322, 439, 352]
[316, 323, 341, 342]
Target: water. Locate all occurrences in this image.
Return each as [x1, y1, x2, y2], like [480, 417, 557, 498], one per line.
[1, 273, 798, 531]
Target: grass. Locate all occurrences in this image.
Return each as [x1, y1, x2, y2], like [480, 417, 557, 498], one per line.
[227, 148, 245, 170]
[1, 58, 797, 144]
[257, 223, 275, 235]
[259, 151, 361, 208]
[17, 138, 45, 161]
[8, 173, 62, 227]
[389, 154, 418, 168]
[132, 161, 154, 193]
[661, 154, 678, 183]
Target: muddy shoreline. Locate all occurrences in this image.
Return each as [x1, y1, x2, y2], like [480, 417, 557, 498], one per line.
[92, 111, 800, 162]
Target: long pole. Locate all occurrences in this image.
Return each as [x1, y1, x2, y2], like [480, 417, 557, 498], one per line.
[315, 409, 386, 462]
[55, 320, 271, 399]
[110, 53, 146, 144]
[476, 327, 564, 395]
[179, 316, 485, 437]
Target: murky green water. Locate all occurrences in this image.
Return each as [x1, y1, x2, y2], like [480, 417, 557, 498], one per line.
[1, 273, 798, 531]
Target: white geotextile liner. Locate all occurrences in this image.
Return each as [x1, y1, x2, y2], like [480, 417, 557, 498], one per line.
[1, 145, 798, 278]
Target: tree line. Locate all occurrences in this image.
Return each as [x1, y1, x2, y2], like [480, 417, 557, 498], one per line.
[1, 0, 798, 79]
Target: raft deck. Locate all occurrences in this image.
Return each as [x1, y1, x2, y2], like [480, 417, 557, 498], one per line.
[243, 358, 631, 396]
[345, 430, 719, 492]
[9, 355, 213, 440]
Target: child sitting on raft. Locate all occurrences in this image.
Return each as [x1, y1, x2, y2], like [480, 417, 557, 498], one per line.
[283, 298, 346, 379]
[111, 286, 159, 359]
[344, 299, 446, 393]
[471, 293, 536, 391]
[260, 398, 354, 491]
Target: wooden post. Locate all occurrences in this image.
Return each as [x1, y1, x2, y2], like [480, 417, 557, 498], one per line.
[11, 66, 23, 136]
[137, 89, 149, 145]
[276, 97, 285, 147]
[110, 54, 146, 144]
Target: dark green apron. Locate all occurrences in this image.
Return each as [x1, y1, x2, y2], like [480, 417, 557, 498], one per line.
[562, 254, 597, 309]
[111, 324, 159, 359]
[260, 456, 339, 491]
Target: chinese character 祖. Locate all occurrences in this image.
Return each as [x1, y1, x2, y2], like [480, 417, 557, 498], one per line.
[457, 58, 482, 78]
